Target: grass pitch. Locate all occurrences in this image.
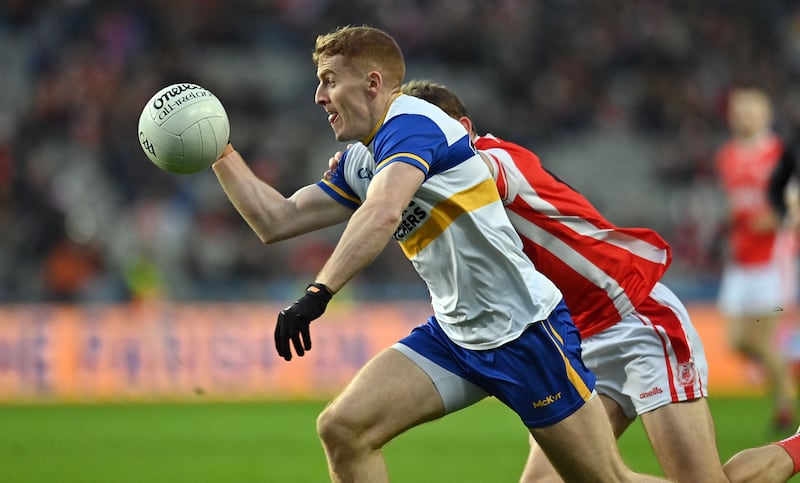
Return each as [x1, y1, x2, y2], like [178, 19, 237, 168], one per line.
[0, 397, 794, 482]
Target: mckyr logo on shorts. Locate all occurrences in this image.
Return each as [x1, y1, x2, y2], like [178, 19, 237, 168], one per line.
[532, 392, 562, 408]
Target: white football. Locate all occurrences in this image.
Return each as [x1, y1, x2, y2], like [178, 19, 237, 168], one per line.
[138, 83, 230, 174]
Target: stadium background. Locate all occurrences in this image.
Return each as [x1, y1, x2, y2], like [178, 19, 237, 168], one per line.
[2, 1, 800, 481]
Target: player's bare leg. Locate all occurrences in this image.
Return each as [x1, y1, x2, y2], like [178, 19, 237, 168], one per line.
[316, 347, 446, 483]
[644, 384, 798, 483]
[605, 397, 794, 483]
[522, 394, 799, 483]
[529, 394, 668, 482]
[723, 442, 796, 483]
[729, 314, 795, 429]
[639, 399, 727, 482]
[521, 397, 728, 483]
[520, 394, 634, 483]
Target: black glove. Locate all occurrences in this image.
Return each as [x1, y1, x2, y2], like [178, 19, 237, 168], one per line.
[275, 283, 332, 361]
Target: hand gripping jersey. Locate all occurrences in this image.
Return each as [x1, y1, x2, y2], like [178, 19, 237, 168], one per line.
[715, 134, 784, 265]
[318, 95, 562, 349]
[475, 134, 671, 338]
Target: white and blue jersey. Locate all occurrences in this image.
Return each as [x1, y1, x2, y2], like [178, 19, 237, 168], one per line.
[318, 95, 562, 350]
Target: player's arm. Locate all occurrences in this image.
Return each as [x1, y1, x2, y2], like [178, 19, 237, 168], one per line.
[213, 144, 352, 243]
[768, 142, 798, 220]
[274, 161, 424, 361]
[314, 161, 424, 293]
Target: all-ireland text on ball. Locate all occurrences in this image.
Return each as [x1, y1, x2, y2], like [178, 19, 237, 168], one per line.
[138, 83, 230, 174]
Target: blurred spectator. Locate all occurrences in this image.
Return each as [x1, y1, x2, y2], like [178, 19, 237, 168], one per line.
[43, 238, 104, 301]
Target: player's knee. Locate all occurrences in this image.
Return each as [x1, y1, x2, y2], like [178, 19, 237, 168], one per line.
[317, 405, 348, 446]
[316, 404, 363, 456]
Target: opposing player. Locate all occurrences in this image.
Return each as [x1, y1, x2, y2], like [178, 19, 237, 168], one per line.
[326, 79, 800, 482]
[212, 26, 667, 482]
[715, 85, 798, 433]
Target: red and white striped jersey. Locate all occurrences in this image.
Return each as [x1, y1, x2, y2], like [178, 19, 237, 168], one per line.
[475, 134, 672, 337]
[714, 133, 784, 265]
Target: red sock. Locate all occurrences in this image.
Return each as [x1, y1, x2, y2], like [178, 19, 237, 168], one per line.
[776, 433, 800, 475]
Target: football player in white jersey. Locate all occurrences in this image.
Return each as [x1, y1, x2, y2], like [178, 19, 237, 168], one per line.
[389, 79, 800, 483]
[212, 26, 668, 482]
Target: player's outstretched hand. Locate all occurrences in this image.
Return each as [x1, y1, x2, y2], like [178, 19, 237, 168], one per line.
[275, 283, 332, 361]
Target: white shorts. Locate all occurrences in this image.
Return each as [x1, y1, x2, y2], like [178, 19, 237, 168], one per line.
[717, 231, 797, 317]
[582, 283, 709, 418]
[717, 245, 797, 317]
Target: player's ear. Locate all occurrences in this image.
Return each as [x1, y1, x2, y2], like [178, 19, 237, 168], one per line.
[458, 116, 473, 136]
[367, 71, 382, 93]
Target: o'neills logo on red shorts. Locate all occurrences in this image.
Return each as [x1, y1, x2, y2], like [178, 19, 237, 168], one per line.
[639, 387, 663, 399]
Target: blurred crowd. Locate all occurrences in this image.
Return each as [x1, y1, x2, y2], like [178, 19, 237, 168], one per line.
[2, 0, 800, 303]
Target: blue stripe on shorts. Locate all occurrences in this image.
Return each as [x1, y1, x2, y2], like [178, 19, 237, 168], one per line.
[398, 300, 596, 427]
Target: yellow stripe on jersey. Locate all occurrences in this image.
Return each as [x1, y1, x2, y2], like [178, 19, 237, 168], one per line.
[399, 177, 499, 258]
[544, 321, 593, 402]
[376, 153, 431, 172]
[320, 179, 362, 206]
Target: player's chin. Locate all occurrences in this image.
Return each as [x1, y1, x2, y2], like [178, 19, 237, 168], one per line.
[332, 128, 350, 142]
